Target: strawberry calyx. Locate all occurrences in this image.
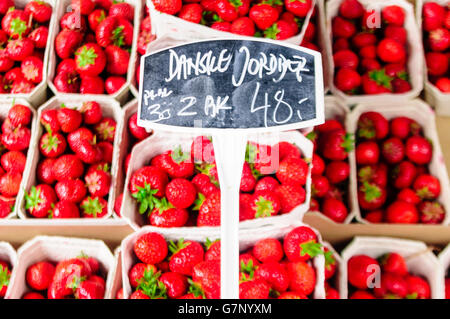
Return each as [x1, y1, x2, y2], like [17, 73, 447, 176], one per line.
[306, 131, 317, 142]
[254, 195, 275, 218]
[263, 23, 280, 39]
[137, 269, 167, 299]
[358, 166, 373, 182]
[416, 187, 433, 199]
[261, 0, 283, 5]
[192, 192, 206, 211]
[187, 278, 206, 299]
[24, 186, 42, 211]
[67, 275, 87, 290]
[169, 238, 189, 255]
[230, 0, 243, 8]
[358, 118, 376, 139]
[269, 288, 281, 298]
[205, 238, 219, 250]
[112, 26, 125, 47]
[10, 18, 27, 38]
[299, 240, 323, 259]
[81, 197, 105, 218]
[324, 250, 335, 268]
[406, 292, 418, 299]
[195, 163, 219, 186]
[240, 259, 256, 281]
[42, 131, 62, 153]
[384, 293, 401, 299]
[362, 181, 382, 202]
[131, 183, 159, 215]
[76, 46, 98, 68]
[152, 197, 173, 215]
[96, 121, 115, 141]
[171, 146, 190, 164]
[0, 264, 10, 289]
[47, 203, 55, 219]
[341, 133, 355, 152]
[369, 69, 394, 89]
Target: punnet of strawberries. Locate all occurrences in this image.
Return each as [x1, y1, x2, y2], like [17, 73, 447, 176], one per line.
[24, 101, 117, 219]
[239, 226, 325, 299]
[355, 111, 445, 224]
[129, 136, 221, 228]
[306, 119, 352, 223]
[0, 259, 11, 298]
[151, 0, 313, 40]
[239, 141, 309, 221]
[0, 1, 52, 94]
[0, 103, 33, 218]
[347, 253, 431, 299]
[22, 254, 106, 299]
[422, 1, 450, 93]
[114, 109, 153, 217]
[126, 232, 220, 299]
[323, 246, 340, 299]
[53, 0, 135, 95]
[332, 0, 413, 95]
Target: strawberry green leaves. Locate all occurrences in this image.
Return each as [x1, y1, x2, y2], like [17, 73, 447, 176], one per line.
[0, 265, 10, 289]
[75, 46, 99, 68]
[137, 269, 167, 299]
[299, 240, 324, 259]
[132, 183, 159, 215]
[24, 186, 43, 211]
[10, 18, 27, 38]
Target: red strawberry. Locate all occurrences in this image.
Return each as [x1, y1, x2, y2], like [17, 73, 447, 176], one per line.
[436, 78, 450, 93]
[85, 169, 111, 197]
[249, 4, 279, 31]
[105, 45, 129, 75]
[160, 272, 188, 299]
[254, 176, 279, 193]
[8, 104, 31, 127]
[373, 272, 408, 299]
[80, 74, 105, 94]
[60, 11, 87, 31]
[81, 196, 108, 218]
[53, 155, 84, 182]
[276, 156, 308, 187]
[53, 70, 80, 93]
[1, 151, 26, 173]
[311, 153, 325, 175]
[335, 68, 361, 93]
[377, 39, 406, 63]
[55, 29, 84, 60]
[55, 179, 86, 203]
[249, 190, 280, 219]
[284, 226, 320, 262]
[94, 117, 116, 142]
[357, 112, 389, 140]
[418, 201, 445, 225]
[230, 17, 255, 36]
[385, 25, 407, 44]
[128, 263, 157, 288]
[71, 0, 95, 15]
[25, 184, 57, 218]
[149, 201, 189, 227]
[192, 260, 220, 299]
[37, 158, 56, 184]
[2, 126, 31, 152]
[356, 141, 379, 165]
[151, 148, 194, 179]
[286, 261, 316, 296]
[39, 132, 66, 158]
[406, 275, 431, 299]
[2, 9, 30, 39]
[413, 174, 441, 200]
[205, 240, 220, 262]
[285, 0, 311, 18]
[239, 279, 270, 299]
[397, 188, 421, 205]
[322, 198, 348, 223]
[109, 2, 134, 21]
[96, 16, 133, 48]
[332, 16, 356, 38]
[114, 192, 123, 216]
[381, 137, 405, 164]
[382, 5, 405, 26]
[128, 112, 151, 141]
[254, 262, 289, 293]
[333, 50, 359, 69]
[312, 175, 329, 198]
[178, 3, 202, 23]
[169, 239, 204, 276]
[422, 2, 445, 31]
[350, 290, 376, 299]
[352, 32, 377, 48]
[0, 172, 21, 197]
[320, 128, 353, 161]
[75, 43, 106, 76]
[334, 38, 350, 52]
[105, 76, 126, 94]
[386, 200, 419, 224]
[274, 184, 306, 214]
[264, 20, 296, 40]
[347, 255, 379, 289]
[80, 101, 102, 125]
[405, 136, 432, 165]
[325, 161, 350, 184]
[74, 279, 105, 299]
[240, 162, 256, 192]
[57, 107, 82, 133]
[192, 174, 218, 197]
[26, 261, 55, 291]
[197, 191, 220, 226]
[358, 164, 388, 188]
[152, 0, 182, 15]
[358, 181, 386, 210]
[278, 292, 307, 299]
[339, 0, 364, 19]
[392, 161, 417, 189]
[134, 232, 168, 265]
[88, 9, 107, 31]
[428, 28, 450, 52]
[211, 21, 231, 32]
[165, 178, 197, 209]
[50, 200, 80, 219]
[390, 117, 413, 139]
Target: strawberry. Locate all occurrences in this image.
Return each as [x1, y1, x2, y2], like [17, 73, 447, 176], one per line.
[50, 200, 80, 218]
[325, 161, 350, 184]
[392, 161, 417, 189]
[239, 279, 270, 299]
[55, 29, 84, 60]
[381, 137, 405, 164]
[413, 174, 441, 200]
[80, 101, 102, 125]
[390, 117, 414, 139]
[60, 11, 87, 31]
[1, 151, 26, 173]
[397, 188, 421, 205]
[134, 232, 168, 265]
[386, 200, 419, 224]
[333, 50, 359, 69]
[39, 132, 66, 158]
[80, 196, 108, 218]
[348, 255, 379, 289]
[428, 28, 450, 52]
[109, 2, 134, 21]
[165, 178, 197, 209]
[25, 184, 57, 218]
[55, 178, 86, 203]
[96, 16, 133, 48]
[405, 136, 432, 165]
[374, 272, 408, 299]
[151, 147, 194, 179]
[231, 17, 255, 36]
[252, 238, 283, 263]
[365, 210, 384, 223]
[85, 169, 111, 197]
[6, 38, 35, 62]
[104, 45, 129, 75]
[284, 0, 311, 18]
[211, 21, 231, 32]
[419, 201, 445, 225]
[283, 226, 321, 262]
[276, 156, 308, 187]
[71, 0, 95, 15]
[160, 272, 188, 299]
[312, 175, 329, 198]
[2, 9, 31, 39]
[278, 292, 307, 299]
[427, 52, 449, 77]
[382, 5, 405, 26]
[8, 104, 31, 127]
[325, 285, 340, 299]
[192, 174, 218, 197]
[320, 128, 353, 161]
[197, 191, 220, 226]
[254, 262, 289, 293]
[249, 190, 280, 218]
[358, 181, 386, 211]
[75, 279, 105, 299]
[178, 3, 202, 23]
[105, 76, 126, 94]
[57, 107, 82, 133]
[128, 263, 157, 288]
[0, 172, 21, 197]
[358, 112, 389, 140]
[311, 153, 325, 175]
[23, 292, 45, 299]
[53, 155, 84, 182]
[356, 141, 380, 165]
[264, 20, 295, 40]
[2, 126, 31, 151]
[377, 39, 406, 63]
[335, 68, 361, 93]
[25, 1, 52, 23]
[94, 117, 116, 142]
[37, 158, 56, 184]
[350, 290, 376, 299]
[88, 9, 107, 31]
[75, 43, 106, 76]
[169, 239, 204, 276]
[352, 32, 377, 48]
[422, 2, 445, 32]
[254, 176, 279, 193]
[436, 78, 450, 93]
[53, 70, 80, 93]
[152, 0, 182, 15]
[249, 4, 279, 31]
[205, 239, 220, 262]
[114, 193, 123, 217]
[322, 198, 348, 223]
[149, 199, 189, 228]
[286, 261, 316, 296]
[0, 262, 10, 297]
[21, 56, 43, 83]
[80, 74, 105, 94]
[358, 164, 388, 188]
[192, 260, 220, 299]
[380, 252, 408, 277]
[332, 16, 356, 38]
[406, 275, 431, 299]
[26, 261, 55, 291]
[339, 0, 364, 19]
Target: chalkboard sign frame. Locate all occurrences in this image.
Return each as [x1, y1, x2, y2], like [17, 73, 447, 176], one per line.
[137, 37, 325, 134]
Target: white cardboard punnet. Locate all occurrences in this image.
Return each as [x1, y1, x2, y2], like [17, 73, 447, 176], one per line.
[16, 96, 124, 221]
[47, 0, 141, 104]
[416, 0, 450, 117]
[326, 0, 424, 104]
[346, 100, 450, 225]
[340, 236, 445, 299]
[6, 236, 115, 299]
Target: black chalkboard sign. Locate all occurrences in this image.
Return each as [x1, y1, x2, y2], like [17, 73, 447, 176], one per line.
[138, 38, 324, 133]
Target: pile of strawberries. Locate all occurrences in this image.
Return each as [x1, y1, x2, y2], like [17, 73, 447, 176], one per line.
[0, 259, 11, 298]
[114, 110, 152, 217]
[306, 119, 351, 223]
[239, 141, 308, 221]
[355, 111, 445, 224]
[0, 1, 52, 94]
[126, 232, 220, 299]
[348, 253, 431, 299]
[135, 5, 155, 89]
[24, 102, 117, 219]
[422, 2, 450, 93]
[324, 246, 340, 299]
[332, 0, 413, 95]
[239, 226, 324, 299]
[22, 254, 106, 299]
[129, 136, 221, 227]
[151, 0, 312, 40]
[0, 103, 33, 218]
[53, 0, 134, 95]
